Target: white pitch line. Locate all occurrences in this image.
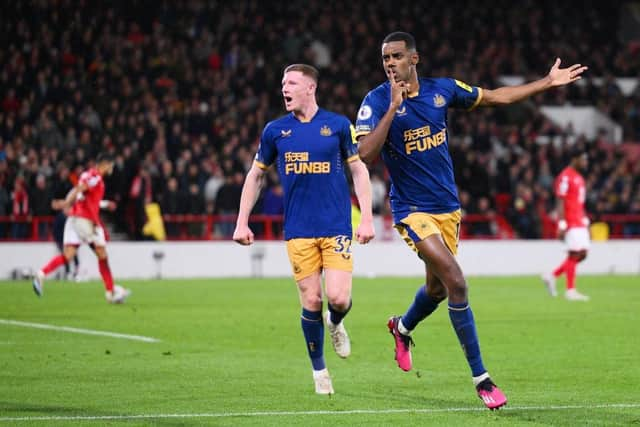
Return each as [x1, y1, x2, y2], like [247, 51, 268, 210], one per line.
[0, 319, 160, 343]
[0, 403, 638, 422]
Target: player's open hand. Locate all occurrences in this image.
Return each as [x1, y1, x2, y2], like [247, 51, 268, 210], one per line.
[233, 224, 255, 245]
[387, 68, 408, 108]
[547, 58, 588, 87]
[356, 220, 375, 244]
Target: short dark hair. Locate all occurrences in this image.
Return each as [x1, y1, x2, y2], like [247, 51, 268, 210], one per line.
[96, 152, 114, 163]
[567, 143, 586, 161]
[383, 32, 417, 51]
[283, 63, 319, 84]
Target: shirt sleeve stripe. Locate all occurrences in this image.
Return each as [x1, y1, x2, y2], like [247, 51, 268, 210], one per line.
[254, 160, 269, 170]
[467, 87, 483, 111]
[354, 131, 370, 138]
[346, 154, 360, 163]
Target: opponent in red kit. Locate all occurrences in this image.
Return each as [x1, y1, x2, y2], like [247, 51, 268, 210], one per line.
[542, 149, 590, 301]
[32, 153, 131, 303]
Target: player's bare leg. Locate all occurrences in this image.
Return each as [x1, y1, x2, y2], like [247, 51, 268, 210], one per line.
[416, 234, 507, 410]
[324, 269, 352, 358]
[297, 271, 333, 394]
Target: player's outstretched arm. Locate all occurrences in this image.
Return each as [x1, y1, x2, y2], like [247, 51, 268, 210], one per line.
[349, 159, 375, 244]
[480, 58, 588, 107]
[233, 164, 266, 246]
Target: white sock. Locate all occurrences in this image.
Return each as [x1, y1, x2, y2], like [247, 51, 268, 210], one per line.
[313, 368, 329, 378]
[472, 372, 490, 386]
[398, 318, 412, 336]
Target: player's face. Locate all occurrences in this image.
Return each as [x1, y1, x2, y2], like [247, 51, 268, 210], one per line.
[281, 71, 315, 112]
[576, 153, 588, 171]
[381, 41, 417, 83]
[99, 161, 115, 176]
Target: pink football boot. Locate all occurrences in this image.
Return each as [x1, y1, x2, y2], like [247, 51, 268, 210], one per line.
[387, 316, 414, 371]
[476, 378, 507, 410]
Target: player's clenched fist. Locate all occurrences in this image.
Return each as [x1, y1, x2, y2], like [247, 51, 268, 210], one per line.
[233, 225, 254, 245]
[356, 221, 375, 244]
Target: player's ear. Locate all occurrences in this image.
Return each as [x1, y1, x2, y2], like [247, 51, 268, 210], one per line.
[411, 52, 419, 66]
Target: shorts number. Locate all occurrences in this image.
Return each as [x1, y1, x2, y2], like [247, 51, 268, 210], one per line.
[334, 236, 352, 254]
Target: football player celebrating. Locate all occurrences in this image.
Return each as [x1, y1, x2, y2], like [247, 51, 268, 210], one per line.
[356, 31, 586, 409]
[233, 64, 374, 395]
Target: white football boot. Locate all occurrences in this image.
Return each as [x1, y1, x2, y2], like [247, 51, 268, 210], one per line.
[325, 311, 351, 358]
[32, 270, 45, 297]
[541, 273, 557, 297]
[312, 368, 334, 395]
[565, 288, 590, 301]
[106, 285, 131, 304]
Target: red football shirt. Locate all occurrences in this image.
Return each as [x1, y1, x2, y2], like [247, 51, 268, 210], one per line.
[555, 166, 586, 228]
[69, 168, 104, 224]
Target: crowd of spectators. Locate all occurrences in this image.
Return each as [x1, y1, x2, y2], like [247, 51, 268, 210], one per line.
[0, 0, 639, 240]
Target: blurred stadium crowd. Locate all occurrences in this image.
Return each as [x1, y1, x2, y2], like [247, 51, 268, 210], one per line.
[1, 0, 639, 240]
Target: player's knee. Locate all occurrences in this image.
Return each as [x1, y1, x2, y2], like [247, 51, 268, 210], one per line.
[324, 285, 348, 307]
[447, 277, 468, 301]
[63, 248, 76, 260]
[300, 293, 323, 310]
[569, 251, 586, 262]
[95, 248, 108, 260]
[324, 281, 351, 309]
[426, 285, 447, 303]
[326, 294, 350, 311]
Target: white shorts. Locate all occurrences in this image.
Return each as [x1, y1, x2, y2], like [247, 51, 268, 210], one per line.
[565, 227, 590, 251]
[63, 216, 107, 247]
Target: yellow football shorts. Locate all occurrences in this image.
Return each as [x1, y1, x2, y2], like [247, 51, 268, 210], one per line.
[394, 210, 462, 256]
[286, 236, 353, 281]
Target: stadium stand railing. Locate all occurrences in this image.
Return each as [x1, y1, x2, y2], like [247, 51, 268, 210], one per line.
[1, 214, 640, 241]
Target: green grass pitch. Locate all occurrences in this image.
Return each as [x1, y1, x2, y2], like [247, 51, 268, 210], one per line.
[1, 275, 639, 426]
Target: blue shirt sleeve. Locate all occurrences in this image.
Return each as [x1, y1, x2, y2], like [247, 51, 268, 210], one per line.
[255, 122, 277, 168]
[355, 92, 384, 137]
[445, 78, 483, 110]
[340, 119, 359, 160]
